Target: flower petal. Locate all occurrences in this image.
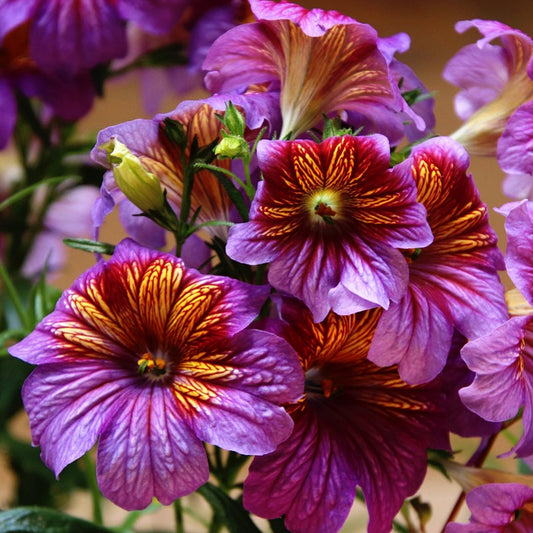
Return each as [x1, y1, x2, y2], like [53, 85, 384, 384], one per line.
[97, 384, 208, 510]
[22, 361, 133, 475]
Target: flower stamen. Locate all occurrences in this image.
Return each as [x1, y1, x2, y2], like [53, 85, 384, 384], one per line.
[137, 352, 167, 376]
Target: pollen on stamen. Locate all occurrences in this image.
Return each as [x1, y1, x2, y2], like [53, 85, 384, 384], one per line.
[137, 352, 167, 376]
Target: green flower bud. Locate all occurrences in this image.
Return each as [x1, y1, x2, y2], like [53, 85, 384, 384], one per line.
[101, 138, 166, 213]
[223, 101, 246, 136]
[214, 134, 249, 160]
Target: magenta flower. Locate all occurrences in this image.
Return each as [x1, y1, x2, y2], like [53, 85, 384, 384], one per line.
[203, 0, 410, 139]
[443, 19, 533, 156]
[243, 298, 449, 533]
[459, 200, 533, 456]
[226, 134, 433, 322]
[9, 239, 302, 510]
[446, 483, 533, 532]
[0, 0, 191, 76]
[368, 137, 507, 384]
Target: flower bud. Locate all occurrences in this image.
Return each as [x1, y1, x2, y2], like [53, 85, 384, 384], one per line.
[214, 134, 249, 160]
[101, 138, 165, 213]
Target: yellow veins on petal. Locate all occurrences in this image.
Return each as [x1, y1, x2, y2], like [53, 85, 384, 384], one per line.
[47, 320, 119, 357]
[325, 139, 356, 188]
[68, 290, 133, 348]
[166, 280, 229, 346]
[179, 360, 240, 381]
[412, 159, 443, 208]
[292, 144, 324, 190]
[139, 258, 183, 338]
[172, 376, 219, 410]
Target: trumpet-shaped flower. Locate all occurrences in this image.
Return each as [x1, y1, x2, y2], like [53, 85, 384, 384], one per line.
[446, 483, 533, 532]
[203, 0, 410, 139]
[9, 239, 302, 510]
[226, 134, 433, 322]
[91, 92, 280, 248]
[243, 298, 449, 533]
[459, 200, 533, 457]
[368, 137, 507, 384]
[444, 19, 533, 156]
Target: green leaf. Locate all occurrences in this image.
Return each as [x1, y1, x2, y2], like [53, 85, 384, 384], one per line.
[0, 507, 112, 533]
[0, 177, 80, 213]
[197, 482, 262, 533]
[63, 239, 115, 255]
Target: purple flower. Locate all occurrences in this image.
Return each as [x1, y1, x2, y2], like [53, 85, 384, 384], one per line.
[203, 0, 410, 139]
[0, 0, 192, 76]
[91, 92, 280, 247]
[226, 134, 433, 322]
[368, 137, 507, 384]
[0, 24, 94, 148]
[243, 298, 449, 533]
[9, 239, 302, 510]
[443, 19, 533, 156]
[459, 200, 533, 456]
[446, 483, 533, 532]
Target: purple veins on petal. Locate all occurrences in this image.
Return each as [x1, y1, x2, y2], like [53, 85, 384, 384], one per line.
[226, 135, 432, 322]
[9, 239, 302, 509]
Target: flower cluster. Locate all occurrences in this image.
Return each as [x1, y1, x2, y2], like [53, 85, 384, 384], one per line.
[2, 1, 533, 532]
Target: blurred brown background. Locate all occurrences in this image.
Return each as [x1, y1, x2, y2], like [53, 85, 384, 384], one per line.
[46, 1, 533, 531]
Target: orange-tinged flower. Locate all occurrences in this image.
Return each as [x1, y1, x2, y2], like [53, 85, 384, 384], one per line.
[9, 239, 303, 510]
[204, 0, 400, 139]
[226, 134, 433, 321]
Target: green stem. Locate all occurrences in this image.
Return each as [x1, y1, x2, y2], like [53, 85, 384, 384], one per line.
[0, 260, 30, 331]
[84, 453, 104, 526]
[173, 499, 185, 533]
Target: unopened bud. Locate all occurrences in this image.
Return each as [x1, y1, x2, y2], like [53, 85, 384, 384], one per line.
[214, 134, 249, 160]
[101, 138, 165, 213]
[223, 101, 246, 136]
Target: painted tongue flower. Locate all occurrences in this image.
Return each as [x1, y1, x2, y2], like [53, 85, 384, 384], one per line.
[0, 0, 193, 76]
[446, 483, 533, 532]
[243, 298, 449, 533]
[458, 200, 533, 457]
[443, 19, 533, 156]
[203, 0, 405, 139]
[91, 92, 279, 248]
[368, 136, 507, 384]
[8, 239, 302, 510]
[226, 134, 433, 322]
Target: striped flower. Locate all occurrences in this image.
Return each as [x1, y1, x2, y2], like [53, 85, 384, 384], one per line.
[9, 239, 302, 509]
[226, 134, 433, 321]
